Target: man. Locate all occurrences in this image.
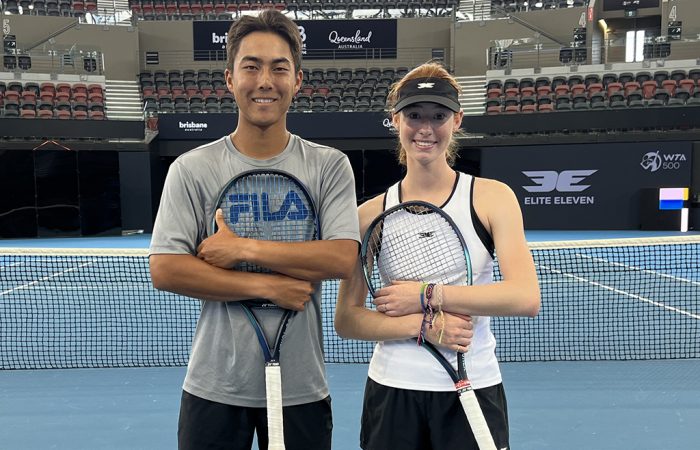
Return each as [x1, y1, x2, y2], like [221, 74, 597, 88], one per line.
[150, 10, 359, 450]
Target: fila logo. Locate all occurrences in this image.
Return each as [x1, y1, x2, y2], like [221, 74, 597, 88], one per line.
[417, 82, 435, 89]
[417, 231, 435, 238]
[228, 191, 308, 223]
[522, 170, 597, 193]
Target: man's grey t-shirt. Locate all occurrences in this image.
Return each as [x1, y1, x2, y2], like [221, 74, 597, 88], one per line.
[150, 134, 360, 407]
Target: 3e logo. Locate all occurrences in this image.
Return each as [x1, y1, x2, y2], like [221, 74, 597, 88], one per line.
[228, 191, 309, 223]
[522, 170, 598, 193]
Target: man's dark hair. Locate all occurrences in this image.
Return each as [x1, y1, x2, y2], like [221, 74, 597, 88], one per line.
[226, 10, 303, 72]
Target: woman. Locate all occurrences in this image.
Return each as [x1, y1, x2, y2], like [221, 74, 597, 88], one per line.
[335, 62, 541, 450]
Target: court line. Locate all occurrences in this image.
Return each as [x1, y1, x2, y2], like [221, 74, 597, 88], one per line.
[537, 263, 700, 321]
[0, 262, 95, 296]
[578, 254, 700, 287]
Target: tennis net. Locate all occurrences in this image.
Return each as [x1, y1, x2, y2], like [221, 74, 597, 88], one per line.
[1, 235, 699, 369]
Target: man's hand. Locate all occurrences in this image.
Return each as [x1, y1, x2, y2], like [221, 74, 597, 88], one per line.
[264, 274, 315, 311]
[197, 209, 246, 269]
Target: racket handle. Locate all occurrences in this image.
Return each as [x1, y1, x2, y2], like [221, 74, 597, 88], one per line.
[459, 390, 497, 450]
[265, 364, 286, 450]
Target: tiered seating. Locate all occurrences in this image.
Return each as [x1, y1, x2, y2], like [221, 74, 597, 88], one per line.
[484, 68, 700, 114]
[140, 69, 234, 114]
[7, 0, 97, 17]
[129, 0, 459, 20]
[291, 66, 404, 112]
[0, 80, 106, 119]
[139, 66, 407, 114]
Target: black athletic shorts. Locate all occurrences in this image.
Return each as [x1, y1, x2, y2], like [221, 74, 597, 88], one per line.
[178, 390, 332, 450]
[360, 378, 509, 450]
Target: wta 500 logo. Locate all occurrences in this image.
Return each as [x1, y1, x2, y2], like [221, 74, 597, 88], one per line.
[640, 151, 686, 172]
[521, 170, 597, 206]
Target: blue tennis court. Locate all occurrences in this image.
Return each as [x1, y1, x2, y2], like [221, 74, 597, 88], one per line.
[1, 231, 699, 449]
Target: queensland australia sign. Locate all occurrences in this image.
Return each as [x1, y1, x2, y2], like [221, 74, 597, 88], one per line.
[193, 19, 397, 61]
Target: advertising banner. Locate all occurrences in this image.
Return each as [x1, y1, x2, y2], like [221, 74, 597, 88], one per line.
[480, 142, 692, 229]
[192, 19, 397, 61]
[157, 112, 396, 140]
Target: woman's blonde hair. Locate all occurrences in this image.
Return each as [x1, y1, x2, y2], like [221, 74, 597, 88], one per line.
[387, 62, 462, 166]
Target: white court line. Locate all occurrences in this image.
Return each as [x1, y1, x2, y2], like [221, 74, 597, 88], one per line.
[577, 254, 700, 287]
[0, 262, 24, 270]
[537, 263, 700, 321]
[0, 261, 95, 296]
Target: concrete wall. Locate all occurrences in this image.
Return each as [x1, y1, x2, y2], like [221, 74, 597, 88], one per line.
[3, 15, 139, 79]
[453, 7, 586, 75]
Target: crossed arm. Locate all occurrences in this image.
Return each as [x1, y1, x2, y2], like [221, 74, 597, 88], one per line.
[334, 179, 541, 351]
[151, 209, 358, 311]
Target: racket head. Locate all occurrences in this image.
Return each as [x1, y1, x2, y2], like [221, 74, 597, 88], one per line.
[213, 169, 320, 306]
[360, 200, 472, 296]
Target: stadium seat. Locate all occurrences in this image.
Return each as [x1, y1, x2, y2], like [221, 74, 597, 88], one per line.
[624, 81, 640, 96]
[4, 90, 20, 104]
[38, 109, 54, 119]
[652, 89, 670, 105]
[89, 110, 106, 120]
[583, 74, 600, 87]
[635, 72, 651, 84]
[609, 91, 625, 106]
[601, 73, 618, 87]
[678, 79, 695, 95]
[590, 93, 606, 109]
[653, 70, 669, 86]
[661, 79, 677, 97]
[670, 70, 687, 83]
[642, 81, 657, 99]
[536, 85, 552, 98]
[606, 82, 623, 96]
[55, 109, 71, 119]
[627, 91, 644, 108]
[618, 72, 634, 85]
[20, 109, 37, 119]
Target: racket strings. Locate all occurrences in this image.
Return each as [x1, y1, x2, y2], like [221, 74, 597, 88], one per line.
[218, 172, 318, 275]
[366, 208, 469, 291]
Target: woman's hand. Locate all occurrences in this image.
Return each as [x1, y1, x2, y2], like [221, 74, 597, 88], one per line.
[373, 280, 424, 316]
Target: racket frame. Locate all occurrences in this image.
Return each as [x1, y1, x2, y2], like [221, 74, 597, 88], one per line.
[360, 200, 496, 450]
[212, 168, 320, 450]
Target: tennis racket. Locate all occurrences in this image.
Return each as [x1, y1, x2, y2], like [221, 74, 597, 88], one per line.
[213, 169, 320, 450]
[360, 200, 497, 450]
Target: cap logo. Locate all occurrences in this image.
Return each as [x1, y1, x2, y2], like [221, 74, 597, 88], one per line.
[417, 82, 435, 89]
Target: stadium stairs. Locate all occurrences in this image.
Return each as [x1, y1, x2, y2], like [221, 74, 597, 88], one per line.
[459, 0, 491, 21]
[97, 0, 132, 25]
[104, 79, 144, 120]
[457, 74, 487, 115]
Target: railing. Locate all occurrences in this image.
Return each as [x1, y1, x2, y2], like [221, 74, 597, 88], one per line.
[487, 33, 700, 70]
[2, 47, 105, 76]
[143, 47, 450, 73]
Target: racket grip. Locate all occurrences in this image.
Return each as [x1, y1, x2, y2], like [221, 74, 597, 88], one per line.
[459, 391, 497, 450]
[265, 364, 286, 450]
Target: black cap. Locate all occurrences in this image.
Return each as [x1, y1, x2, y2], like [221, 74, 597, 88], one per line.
[393, 77, 461, 113]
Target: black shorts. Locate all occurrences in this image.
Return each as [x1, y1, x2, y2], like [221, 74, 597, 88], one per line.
[360, 378, 509, 450]
[178, 390, 332, 450]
